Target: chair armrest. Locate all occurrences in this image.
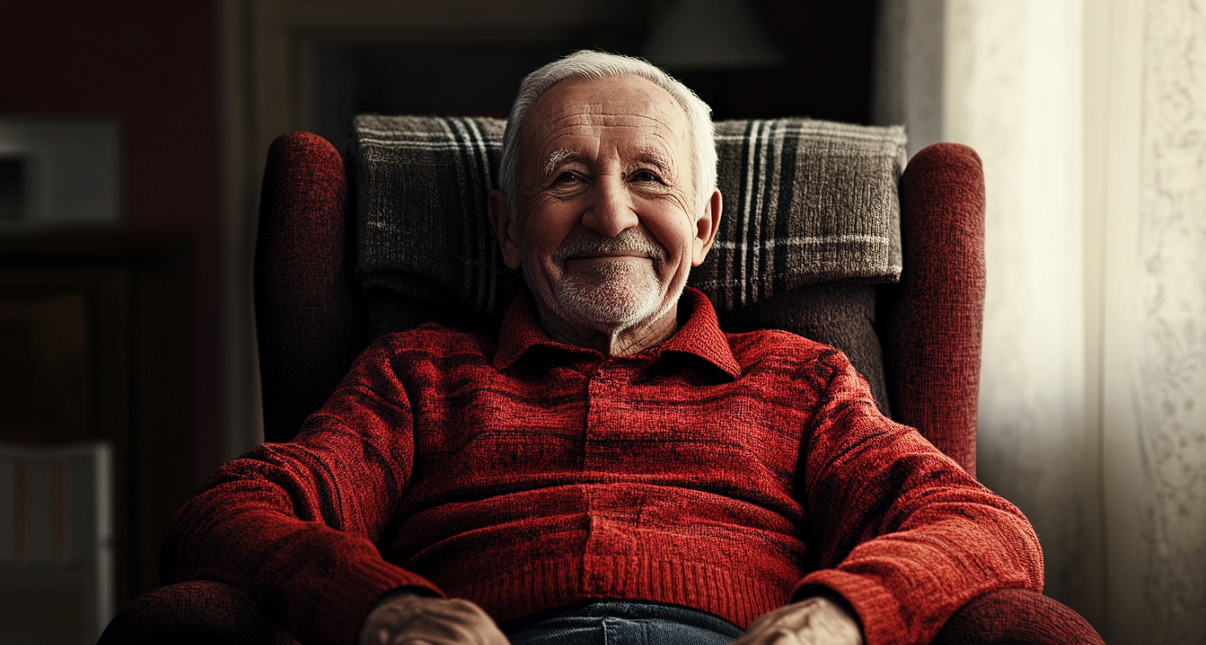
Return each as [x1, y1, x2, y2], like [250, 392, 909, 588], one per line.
[98, 581, 300, 645]
[878, 142, 986, 476]
[933, 588, 1105, 645]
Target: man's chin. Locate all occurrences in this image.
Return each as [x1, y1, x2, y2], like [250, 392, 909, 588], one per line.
[551, 278, 683, 336]
[555, 285, 659, 331]
[523, 259, 684, 337]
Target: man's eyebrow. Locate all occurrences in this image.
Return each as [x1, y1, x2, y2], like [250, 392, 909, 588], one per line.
[543, 148, 580, 178]
[632, 147, 674, 175]
[540, 146, 676, 177]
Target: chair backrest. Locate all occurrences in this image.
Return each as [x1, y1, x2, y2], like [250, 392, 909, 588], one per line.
[351, 115, 903, 409]
[254, 128, 985, 476]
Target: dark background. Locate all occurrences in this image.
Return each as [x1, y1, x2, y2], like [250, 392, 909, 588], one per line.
[0, 0, 877, 606]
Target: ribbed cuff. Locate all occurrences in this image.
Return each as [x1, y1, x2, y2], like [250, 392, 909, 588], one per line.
[795, 570, 904, 645]
[310, 556, 444, 645]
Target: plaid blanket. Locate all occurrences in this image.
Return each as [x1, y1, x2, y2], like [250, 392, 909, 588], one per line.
[353, 114, 905, 317]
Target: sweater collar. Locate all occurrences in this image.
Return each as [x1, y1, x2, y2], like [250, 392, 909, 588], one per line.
[492, 287, 741, 380]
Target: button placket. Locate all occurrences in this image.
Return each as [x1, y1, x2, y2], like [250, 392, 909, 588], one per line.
[585, 361, 631, 471]
[585, 364, 605, 469]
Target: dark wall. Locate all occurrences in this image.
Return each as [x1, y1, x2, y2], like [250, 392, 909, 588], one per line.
[690, 0, 878, 122]
[0, 0, 875, 509]
[316, 0, 878, 153]
[0, 1, 221, 480]
[0, 0, 878, 606]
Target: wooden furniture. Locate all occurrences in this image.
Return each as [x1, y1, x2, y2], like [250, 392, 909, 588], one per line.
[0, 230, 194, 610]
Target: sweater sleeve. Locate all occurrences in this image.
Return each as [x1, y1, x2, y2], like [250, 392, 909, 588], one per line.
[794, 350, 1044, 645]
[160, 337, 444, 645]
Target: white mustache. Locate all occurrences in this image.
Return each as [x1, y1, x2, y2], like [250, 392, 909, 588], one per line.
[552, 229, 667, 263]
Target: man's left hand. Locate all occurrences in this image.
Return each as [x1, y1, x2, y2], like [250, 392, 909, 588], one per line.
[733, 594, 864, 645]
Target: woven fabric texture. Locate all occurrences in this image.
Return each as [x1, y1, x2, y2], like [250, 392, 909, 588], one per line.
[160, 290, 1042, 645]
[720, 282, 889, 416]
[931, 588, 1105, 645]
[255, 132, 366, 444]
[877, 143, 985, 476]
[98, 580, 299, 645]
[704, 119, 905, 309]
[352, 115, 906, 319]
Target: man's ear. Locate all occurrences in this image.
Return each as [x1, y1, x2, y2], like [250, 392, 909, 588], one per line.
[488, 190, 523, 270]
[691, 189, 723, 266]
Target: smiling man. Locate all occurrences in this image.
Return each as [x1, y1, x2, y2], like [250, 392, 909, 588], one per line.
[490, 71, 722, 357]
[161, 51, 1043, 645]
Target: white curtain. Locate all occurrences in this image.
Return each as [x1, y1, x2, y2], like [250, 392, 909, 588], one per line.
[875, 0, 1206, 641]
[1125, 0, 1206, 639]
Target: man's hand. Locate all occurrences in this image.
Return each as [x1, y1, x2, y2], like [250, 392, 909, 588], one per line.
[358, 593, 511, 645]
[733, 594, 864, 645]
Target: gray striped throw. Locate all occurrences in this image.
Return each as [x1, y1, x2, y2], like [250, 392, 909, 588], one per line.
[353, 115, 905, 319]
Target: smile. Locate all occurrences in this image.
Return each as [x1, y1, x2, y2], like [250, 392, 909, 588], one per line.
[564, 254, 654, 267]
[570, 253, 650, 260]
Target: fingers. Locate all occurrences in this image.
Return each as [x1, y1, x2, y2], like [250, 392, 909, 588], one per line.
[360, 595, 511, 645]
[735, 598, 863, 645]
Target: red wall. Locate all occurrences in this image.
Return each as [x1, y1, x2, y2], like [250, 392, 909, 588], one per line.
[0, 0, 222, 478]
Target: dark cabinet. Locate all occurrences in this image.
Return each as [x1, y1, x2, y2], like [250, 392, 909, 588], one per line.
[0, 230, 194, 606]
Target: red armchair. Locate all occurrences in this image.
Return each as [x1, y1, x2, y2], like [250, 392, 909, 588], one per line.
[99, 130, 1104, 645]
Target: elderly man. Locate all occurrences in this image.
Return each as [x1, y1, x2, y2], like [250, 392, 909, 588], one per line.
[162, 51, 1042, 645]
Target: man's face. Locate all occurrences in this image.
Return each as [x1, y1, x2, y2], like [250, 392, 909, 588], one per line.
[492, 75, 717, 337]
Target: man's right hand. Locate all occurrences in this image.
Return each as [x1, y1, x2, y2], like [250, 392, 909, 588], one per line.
[732, 593, 864, 645]
[359, 593, 511, 645]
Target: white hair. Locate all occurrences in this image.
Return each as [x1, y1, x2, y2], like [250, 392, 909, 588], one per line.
[498, 50, 717, 217]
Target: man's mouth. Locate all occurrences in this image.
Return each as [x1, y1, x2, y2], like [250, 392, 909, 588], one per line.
[570, 252, 651, 260]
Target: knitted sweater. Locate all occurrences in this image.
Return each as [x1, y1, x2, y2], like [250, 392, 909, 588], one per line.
[161, 288, 1042, 645]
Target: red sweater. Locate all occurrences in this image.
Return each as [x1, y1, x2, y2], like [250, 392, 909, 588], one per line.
[161, 288, 1042, 645]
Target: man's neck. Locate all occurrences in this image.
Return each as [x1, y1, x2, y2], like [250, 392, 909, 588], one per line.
[533, 300, 680, 357]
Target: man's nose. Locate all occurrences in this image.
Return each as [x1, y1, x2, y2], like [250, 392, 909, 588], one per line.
[581, 175, 639, 237]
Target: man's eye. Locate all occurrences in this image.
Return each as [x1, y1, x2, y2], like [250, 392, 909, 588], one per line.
[632, 170, 663, 183]
[555, 172, 579, 184]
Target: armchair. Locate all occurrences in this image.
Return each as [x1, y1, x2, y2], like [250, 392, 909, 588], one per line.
[100, 121, 1104, 644]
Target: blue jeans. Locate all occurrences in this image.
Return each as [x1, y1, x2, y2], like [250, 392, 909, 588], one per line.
[501, 601, 743, 645]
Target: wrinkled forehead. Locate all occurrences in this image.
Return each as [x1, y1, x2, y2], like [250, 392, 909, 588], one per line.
[520, 75, 692, 167]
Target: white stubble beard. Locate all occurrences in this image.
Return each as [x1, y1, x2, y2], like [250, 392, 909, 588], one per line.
[522, 231, 686, 337]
